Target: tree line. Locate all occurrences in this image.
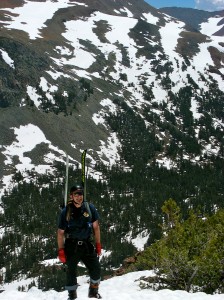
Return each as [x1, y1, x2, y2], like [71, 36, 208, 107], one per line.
[0, 154, 223, 290]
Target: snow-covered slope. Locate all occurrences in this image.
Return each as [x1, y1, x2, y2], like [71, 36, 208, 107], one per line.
[1, 271, 224, 300]
[0, 0, 224, 200]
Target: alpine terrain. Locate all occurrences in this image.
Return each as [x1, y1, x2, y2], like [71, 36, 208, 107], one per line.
[0, 0, 224, 295]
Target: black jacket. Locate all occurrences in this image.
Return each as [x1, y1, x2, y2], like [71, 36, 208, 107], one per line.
[58, 202, 99, 240]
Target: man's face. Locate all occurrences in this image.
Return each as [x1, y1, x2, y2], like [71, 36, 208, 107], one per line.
[72, 191, 83, 207]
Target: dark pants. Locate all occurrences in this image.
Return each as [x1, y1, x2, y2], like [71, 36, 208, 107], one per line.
[64, 238, 101, 291]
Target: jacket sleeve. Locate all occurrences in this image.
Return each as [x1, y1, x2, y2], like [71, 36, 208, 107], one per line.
[58, 208, 67, 230]
[89, 204, 100, 223]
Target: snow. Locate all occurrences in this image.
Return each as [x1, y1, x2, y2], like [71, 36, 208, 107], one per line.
[0, 119, 121, 203]
[39, 77, 57, 102]
[99, 98, 117, 114]
[3, 124, 48, 167]
[190, 98, 203, 120]
[142, 12, 159, 25]
[0, 124, 67, 201]
[200, 16, 224, 37]
[1, 0, 223, 105]
[0, 48, 15, 68]
[198, 16, 224, 90]
[0, 0, 222, 183]
[39, 77, 58, 94]
[46, 69, 71, 80]
[97, 132, 121, 166]
[52, 47, 96, 70]
[121, 7, 134, 18]
[156, 157, 177, 170]
[102, 13, 137, 46]
[26, 86, 42, 108]
[0, 0, 223, 91]
[1, 0, 75, 39]
[0, 270, 223, 300]
[159, 20, 185, 58]
[61, 11, 138, 71]
[127, 229, 150, 251]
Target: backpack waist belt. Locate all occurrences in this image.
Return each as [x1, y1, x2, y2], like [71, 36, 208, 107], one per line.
[65, 234, 90, 242]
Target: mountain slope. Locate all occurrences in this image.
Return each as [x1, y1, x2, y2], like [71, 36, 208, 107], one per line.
[0, 1, 223, 176]
[0, 0, 224, 286]
[160, 7, 214, 31]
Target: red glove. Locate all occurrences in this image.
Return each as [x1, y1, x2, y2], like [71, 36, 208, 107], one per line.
[95, 242, 102, 256]
[58, 248, 66, 263]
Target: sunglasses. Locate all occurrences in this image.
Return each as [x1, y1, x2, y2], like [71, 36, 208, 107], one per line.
[73, 191, 83, 196]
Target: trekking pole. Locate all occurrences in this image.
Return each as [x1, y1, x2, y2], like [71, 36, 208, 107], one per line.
[64, 153, 69, 207]
[81, 149, 92, 219]
[86, 163, 89, 198]
[81, 149, 87, 200]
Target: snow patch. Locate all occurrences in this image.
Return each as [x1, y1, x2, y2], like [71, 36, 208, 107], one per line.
[0, 49, 15, 68]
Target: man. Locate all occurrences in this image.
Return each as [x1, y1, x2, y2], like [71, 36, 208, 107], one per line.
[57, 183, 102, 299]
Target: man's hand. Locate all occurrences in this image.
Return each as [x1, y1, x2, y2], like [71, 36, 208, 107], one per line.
[58, 248, 66, 263]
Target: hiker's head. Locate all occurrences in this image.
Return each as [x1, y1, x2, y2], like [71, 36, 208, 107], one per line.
[70, 183, 84, 195]
[70, 184, 84, 207]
